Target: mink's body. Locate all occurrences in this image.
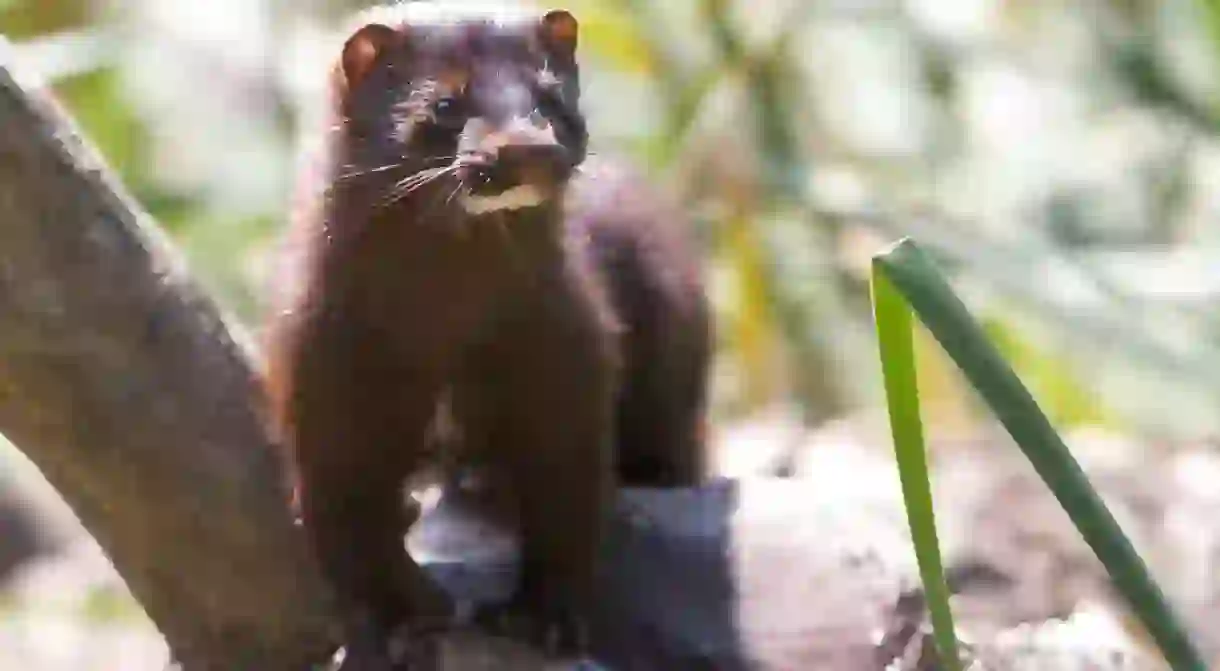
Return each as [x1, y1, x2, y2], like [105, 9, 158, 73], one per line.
[262, 4, 711, 665]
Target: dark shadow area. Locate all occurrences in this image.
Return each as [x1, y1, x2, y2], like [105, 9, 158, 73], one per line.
[419, 479, 746, 671]
[0, 483, 56, 585]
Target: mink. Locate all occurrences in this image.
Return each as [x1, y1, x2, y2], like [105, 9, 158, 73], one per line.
[261, 3, 712, 665]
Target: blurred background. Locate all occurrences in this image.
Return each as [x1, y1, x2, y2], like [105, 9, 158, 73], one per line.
[4, 0, 1220, 668]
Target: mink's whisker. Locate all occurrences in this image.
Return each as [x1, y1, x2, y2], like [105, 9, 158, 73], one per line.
[377, 168, 441, 209]
[417, 155, 457, 166]
[378, 164, 461, 210]
[393, 166, 449, 193]
[390, 168, 440, 192]
[336, 162, 408, 182]
[337, 155, 458, 183]
[444, 183, 463, 211]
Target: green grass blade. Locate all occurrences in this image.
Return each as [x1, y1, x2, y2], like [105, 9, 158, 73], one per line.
[873, 237, 1206, 671]
[872, 266, 963, 670]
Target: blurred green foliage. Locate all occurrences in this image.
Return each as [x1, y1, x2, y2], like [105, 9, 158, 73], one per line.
[0, 0, 89, 38]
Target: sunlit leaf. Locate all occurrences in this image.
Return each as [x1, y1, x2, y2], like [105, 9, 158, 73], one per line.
[872, 264, 963, 671]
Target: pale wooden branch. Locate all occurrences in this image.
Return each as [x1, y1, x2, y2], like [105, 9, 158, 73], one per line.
[0, 39, 340, 670]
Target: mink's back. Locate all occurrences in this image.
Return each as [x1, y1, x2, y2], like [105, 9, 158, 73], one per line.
[565, 158, 712, 485]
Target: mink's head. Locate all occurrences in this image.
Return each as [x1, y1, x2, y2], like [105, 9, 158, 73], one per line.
[331, 5, 587, 217]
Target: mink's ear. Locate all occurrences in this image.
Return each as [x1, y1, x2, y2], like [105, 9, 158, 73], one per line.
[539, 10, 578, 62]
[340, 23, 404, 93]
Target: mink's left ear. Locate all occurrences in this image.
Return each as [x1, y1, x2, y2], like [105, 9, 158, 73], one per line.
[539, 10, 579, 62]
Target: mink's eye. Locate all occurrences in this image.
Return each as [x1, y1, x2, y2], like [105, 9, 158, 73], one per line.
[432, 95, 467, 130]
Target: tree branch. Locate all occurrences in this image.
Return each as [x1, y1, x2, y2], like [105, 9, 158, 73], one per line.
[0, 39, 339, 670]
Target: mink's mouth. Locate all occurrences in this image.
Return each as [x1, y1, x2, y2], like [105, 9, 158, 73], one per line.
[460, 161, 519, 197]
[455, 145, 574, 215]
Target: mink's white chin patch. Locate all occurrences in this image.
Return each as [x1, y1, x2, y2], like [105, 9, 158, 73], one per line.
[460, 184, 548, 215]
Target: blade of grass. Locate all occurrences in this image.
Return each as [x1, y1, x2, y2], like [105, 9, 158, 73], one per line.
[873, 237, 1206, 671]
[872, 267, 962, 670]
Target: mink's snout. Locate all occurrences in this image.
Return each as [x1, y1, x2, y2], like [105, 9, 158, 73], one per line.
[458, 143, 572, 196]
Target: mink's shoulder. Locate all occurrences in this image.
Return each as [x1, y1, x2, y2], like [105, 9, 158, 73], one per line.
[564, 156, 705, 298]
[564, 156, 691, 243]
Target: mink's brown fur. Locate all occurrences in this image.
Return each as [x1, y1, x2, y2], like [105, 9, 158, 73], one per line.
[260, 4, 711, 662]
